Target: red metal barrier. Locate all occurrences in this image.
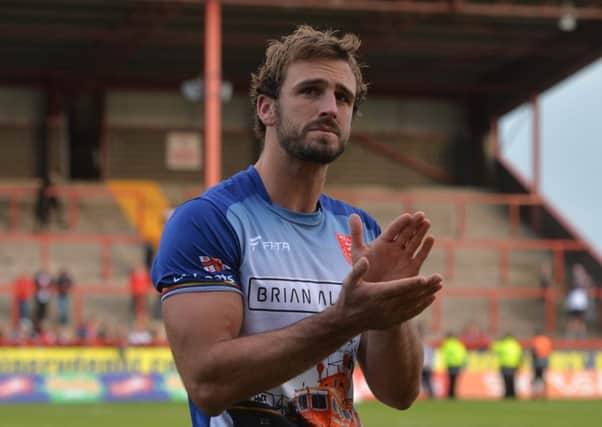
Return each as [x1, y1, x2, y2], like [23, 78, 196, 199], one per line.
[429, 286, 602, 337]
[0, 232, 144, 280]
[436, 238, 585, 290]
[2, 283, 601, 336]
[1, 186, 598, 336]
[327, 190, 543, 239]
[0, 185, 146, 230]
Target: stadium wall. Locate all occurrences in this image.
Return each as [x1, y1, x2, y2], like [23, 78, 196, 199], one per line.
[1, 87, 470, 187]
[105, 91, 465, 187]
[0, 88, 39, 178]
[1, 347, 601, 402]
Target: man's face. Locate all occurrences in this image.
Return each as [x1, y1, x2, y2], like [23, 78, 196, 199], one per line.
[275, 59, 356, 165]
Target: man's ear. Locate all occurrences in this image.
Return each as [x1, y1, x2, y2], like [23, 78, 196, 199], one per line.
[257, 94, 276, 127]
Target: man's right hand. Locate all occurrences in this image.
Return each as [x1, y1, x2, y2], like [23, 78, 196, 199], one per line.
[334, 257, 442, 333]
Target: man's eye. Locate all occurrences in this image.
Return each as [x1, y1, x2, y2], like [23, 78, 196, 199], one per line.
[336, 93, 350, 104]
[301, 87, 319, 96]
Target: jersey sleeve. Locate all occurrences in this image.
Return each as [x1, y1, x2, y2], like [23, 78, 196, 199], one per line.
[151, 197, 242, 301]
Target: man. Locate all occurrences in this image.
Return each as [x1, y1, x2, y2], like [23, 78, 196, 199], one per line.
[531, 331, 552, 399]
[421, 337, 436, 399]
[12, 273, 34, 326]
[440, 332, 467, 399]
[129, 264, 150, 321]
[54, 268, 73, 325]
[32, 268, 52, 332]
[492, 333, 523, 399]
[152, 25, 442, 426]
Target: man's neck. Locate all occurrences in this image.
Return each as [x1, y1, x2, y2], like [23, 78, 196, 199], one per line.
[255, 141, 327, 213]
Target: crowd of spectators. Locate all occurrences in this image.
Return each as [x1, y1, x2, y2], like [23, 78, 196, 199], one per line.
[0, 313, 167, 347]
[3, 264, 164, 347]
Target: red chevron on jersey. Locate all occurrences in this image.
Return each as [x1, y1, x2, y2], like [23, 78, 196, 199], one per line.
[335, 233, 352, 265]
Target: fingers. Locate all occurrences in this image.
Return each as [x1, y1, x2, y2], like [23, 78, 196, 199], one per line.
[396, 211, 425, 247]
[414, 235, 435, 266]
[345, 257, 370, 288]
[349, 213, 364, 252]
[378, 273, 442, 299]
[393, 275, 441, 320]
[380, 213, 412, 242]
[405, 218, 431, 255]
[377, 274, 442, 326]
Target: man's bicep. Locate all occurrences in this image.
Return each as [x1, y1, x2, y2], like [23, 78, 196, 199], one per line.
[162, 291, 243, 385]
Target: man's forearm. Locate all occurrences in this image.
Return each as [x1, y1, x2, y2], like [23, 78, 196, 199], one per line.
[359, 320, 422, 409]
[188, 307, 358, 415]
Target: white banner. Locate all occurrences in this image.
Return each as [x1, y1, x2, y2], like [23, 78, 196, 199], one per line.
[165, 131, 202, 171]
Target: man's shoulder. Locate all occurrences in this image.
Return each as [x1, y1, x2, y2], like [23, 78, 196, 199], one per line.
[205, 166, 263, 207]
[180, 167, 260, 216]
[320, 193, 379, 229]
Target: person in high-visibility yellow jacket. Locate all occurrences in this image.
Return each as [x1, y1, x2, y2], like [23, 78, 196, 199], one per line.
[440, 332, 467, 399]
[492, 333, 523, 399]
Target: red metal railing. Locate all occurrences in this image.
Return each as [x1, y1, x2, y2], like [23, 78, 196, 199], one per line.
[2, 282, 601, 337]
[1, 186, 597, 336]
[0, 185, 147, 230]
[436, 237, 584, 290]
[432, 287, 602, 337]
[0, 232, 144, 280]
[327, 190, 543, 239]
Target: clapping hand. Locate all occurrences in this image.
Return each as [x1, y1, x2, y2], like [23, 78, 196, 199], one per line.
[349, 212, 435, 283]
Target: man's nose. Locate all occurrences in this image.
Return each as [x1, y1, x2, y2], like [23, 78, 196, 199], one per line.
[319, 92, 338, 118]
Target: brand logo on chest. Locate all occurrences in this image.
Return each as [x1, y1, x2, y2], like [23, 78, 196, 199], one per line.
[249, 235, 291, 252]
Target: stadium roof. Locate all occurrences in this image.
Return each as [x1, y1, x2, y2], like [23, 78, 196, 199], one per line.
[1, 0, 602, 115]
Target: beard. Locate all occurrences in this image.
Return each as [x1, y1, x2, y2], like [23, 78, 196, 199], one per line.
[275, 103, 348, 165]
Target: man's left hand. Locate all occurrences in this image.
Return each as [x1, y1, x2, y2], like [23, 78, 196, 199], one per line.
[349, 212, 435, 283]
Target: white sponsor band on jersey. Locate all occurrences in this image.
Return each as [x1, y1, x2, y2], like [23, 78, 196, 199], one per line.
[249, 277, 341, 313]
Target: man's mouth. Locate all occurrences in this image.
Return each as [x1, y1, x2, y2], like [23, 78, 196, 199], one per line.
[308, 126, 339, 135]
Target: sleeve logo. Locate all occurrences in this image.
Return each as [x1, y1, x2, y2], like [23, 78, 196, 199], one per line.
[199, 255, 231, 272]
[335, 233, 352, 265]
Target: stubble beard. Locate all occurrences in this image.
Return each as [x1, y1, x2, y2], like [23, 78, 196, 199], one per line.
[275, 104, 348, 165]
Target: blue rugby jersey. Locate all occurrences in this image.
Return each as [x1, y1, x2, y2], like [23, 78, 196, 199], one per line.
[152, 166, 381, 427]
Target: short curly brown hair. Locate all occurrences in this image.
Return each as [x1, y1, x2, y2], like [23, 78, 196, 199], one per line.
[250, 25, 368, 140]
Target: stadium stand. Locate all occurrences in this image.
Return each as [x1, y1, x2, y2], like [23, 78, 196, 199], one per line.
[0, 0, 600, 361]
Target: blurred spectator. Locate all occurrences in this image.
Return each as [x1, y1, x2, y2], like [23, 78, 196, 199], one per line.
[149, 321, 168, 346]
[565, 263, 592, 338]
[76, 315, 101, 345]
[539, 260, 553, 302]
[129, 264, 151, 321]
[54, 269, 74, 325]
[460, 321, 491, 351]
[492, 333, 523, 399]
[0, 322, 7, 345]
[144, 241, 155, 272]
[32, 319, 57, 346]
[112, 322, 131, 348]
[422, 339, 435, 399]
[33, 269, 53, 331]
[128, 316, 152, 346]
[418, 324, 435, 399]
[143, 241, 162, 321]
[33, 173, 65, 231]
[531, 330, 552, 399]
[54, 324, 76, 345]
[11, 320, 34, 345]
[440, 331, 467, 399]
[12, 273, 35, 325]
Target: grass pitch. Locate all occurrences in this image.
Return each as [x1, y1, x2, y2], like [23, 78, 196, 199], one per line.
[0, 400, 599, 426]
